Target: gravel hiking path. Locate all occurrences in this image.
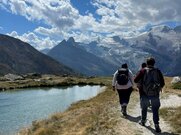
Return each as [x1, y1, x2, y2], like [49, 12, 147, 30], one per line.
[113, 93, 181, 135]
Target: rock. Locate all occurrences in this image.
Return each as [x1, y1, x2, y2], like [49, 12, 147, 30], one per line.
[62, 74, 68, 77]
[4, 73, 24, 81]
[23, 73, 42, 79]
[171, 76, 181, 84]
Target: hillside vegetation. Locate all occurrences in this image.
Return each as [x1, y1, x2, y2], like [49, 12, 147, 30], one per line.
[172, 82, 181, 90]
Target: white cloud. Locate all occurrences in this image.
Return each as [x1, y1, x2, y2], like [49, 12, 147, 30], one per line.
[93, 0, 181, 26]
[34, 27, 62, 38]
[7, 31, 20, 38]
[7, 31, 58, 50]
[74, 13, 98, 31]
[1, 0, 181, 47]
[96, 4, 115, 16]
[2, 0, 79, 30]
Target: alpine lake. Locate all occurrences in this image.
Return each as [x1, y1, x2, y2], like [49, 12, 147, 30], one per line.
[0, 85, 104, 135]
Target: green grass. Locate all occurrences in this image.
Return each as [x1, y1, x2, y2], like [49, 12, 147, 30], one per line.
[172, 82, 181, 90]
[0, 76, 109, 91]
[160, 106, 181, 133]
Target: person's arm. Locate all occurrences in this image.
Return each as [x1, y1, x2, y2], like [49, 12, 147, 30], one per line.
[134, 69, 145, 83]
[128, 69, 134, 85]
[112, 71, 118, 91]
[158, 69, 165, 88]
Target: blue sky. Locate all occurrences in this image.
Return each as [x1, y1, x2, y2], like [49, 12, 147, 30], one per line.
[0, 0, 181, 50]
[0, 10, 39, 34]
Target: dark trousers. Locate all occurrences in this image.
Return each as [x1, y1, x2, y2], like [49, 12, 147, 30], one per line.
[140, 95, 160, 124]
[117, 87, 133, 106]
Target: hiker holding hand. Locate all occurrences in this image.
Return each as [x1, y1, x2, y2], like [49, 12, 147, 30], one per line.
[112, 63, 134, 116]
[134, 57, 165, 133]
[136, 62, 147, 98]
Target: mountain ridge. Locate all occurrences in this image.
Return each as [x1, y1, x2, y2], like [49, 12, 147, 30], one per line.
[76, 25, 181, 76]
[47, 37, 118, 76]
[0, 34, 75, 75]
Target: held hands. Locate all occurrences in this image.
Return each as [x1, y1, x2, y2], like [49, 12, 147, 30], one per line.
[135, 87, 139, 91]
[160, 88, 163, 93]
[112, 86, 115, 91]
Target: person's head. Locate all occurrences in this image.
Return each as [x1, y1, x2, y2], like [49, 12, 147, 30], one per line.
[121, 63, 128, 69]
[142, 62, 147, 68]
[146, 57, 155, 66]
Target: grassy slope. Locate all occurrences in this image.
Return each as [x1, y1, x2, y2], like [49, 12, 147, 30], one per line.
[172, 82, 181, 90]
[160, 77, 181, 134]
[160, 107, 181, 133]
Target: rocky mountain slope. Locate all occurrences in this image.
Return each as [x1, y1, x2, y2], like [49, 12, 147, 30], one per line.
[48, 37, 117, 76]
[0, 34, 75, 75]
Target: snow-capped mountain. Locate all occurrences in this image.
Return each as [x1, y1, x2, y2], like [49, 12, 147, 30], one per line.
[79, 25, 181, 76]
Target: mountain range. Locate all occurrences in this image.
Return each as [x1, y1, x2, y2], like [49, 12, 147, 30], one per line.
[0, 25, 180, 76]
[76, 25, 181, 76]
[47, 37, 117, 76]
[0, 34, 75, 75]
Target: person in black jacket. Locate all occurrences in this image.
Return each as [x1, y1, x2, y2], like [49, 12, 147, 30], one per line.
[134, 57, 165, 133]
[136, 62, 147, 98]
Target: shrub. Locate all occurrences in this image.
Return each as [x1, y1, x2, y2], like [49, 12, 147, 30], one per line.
[172, 82, 181, 90]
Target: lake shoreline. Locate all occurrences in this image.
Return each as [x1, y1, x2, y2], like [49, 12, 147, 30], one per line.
[0, 75, 106, 91]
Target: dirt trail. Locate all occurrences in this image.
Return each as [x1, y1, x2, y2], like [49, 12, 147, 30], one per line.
[113, 93, 181, 135]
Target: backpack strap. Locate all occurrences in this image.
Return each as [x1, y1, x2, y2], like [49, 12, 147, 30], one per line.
[127, 70, 133, 84]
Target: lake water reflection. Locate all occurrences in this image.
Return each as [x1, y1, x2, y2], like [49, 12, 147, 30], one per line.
[0, 85, 104, 135]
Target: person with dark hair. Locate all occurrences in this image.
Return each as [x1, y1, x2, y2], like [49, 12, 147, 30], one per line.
[112, 63, 134, 116]
[141, 63, 147, 69]
[136, 62, 147, 97]
[122, 63, 128, 69]
[134, 57, 165, 133]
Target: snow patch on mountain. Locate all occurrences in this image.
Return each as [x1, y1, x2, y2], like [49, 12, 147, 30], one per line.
[78, 25, 181, 75]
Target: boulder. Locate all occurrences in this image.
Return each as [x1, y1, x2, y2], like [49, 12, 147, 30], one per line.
[171, 76, 181, 84]
[4, 73, 24, 81]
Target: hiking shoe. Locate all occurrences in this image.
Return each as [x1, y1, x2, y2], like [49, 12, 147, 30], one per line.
[121, 106, 127, 116]
[122, 111, 127, 116]
[121, 109, 127, 116]
[155, 124, 161, 133]
[138, 120, 145, 126]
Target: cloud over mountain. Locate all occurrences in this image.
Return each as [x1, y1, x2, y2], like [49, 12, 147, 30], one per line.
[1, 0, 181, 50]
[7, 31, 58, 50]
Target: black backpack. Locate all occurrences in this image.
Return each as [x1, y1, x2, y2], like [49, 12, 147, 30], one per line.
[142, 68, 161, 96]
[116, 68, 129, 85]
